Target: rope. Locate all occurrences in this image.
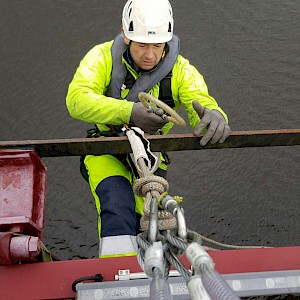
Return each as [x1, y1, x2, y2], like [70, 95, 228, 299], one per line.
[125, 125, 266, 300]
[133, 175, 168, 198]
[133, 158, 177, 232]
[164, 249, 191, 281]
[200, 234, 271, 250]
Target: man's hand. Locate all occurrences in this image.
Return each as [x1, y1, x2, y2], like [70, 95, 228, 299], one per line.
[192, 100, 231, 146]
[130, 102, 168, 134]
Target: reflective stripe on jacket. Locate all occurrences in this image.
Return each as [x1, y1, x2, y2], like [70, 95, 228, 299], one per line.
[66, 34, 228, 135]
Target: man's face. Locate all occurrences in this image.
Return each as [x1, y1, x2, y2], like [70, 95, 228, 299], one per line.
[129, 41, 165, 71]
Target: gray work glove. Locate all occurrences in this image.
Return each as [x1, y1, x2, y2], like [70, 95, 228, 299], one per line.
[192, 100, 231, 146]
[130, 102, 168, 134]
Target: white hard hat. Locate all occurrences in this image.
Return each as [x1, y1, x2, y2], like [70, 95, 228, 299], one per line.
[122, 0, 174, 43]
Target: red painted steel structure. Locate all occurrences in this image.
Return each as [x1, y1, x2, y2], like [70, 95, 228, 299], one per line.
[1, 247, 300, 299]
[0, 138, 299, 299]
[0, 150, 46, 238]
[0, 150, 46, 265]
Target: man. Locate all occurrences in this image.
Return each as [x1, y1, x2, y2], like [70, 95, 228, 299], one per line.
[66, 0, 231, 258]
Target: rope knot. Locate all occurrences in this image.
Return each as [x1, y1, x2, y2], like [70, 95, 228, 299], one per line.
[133, 175, 169, 197]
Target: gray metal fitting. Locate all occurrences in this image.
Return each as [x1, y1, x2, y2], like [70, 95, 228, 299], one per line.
[187, 275, 211, 300]
[161, 194, 177, 214]
[10, 235, 40, 260]
[144, 241, 164, 278]
[161, 195, 187, 240]
[28, 236, 40, 257]
[186, 243, 215, 274]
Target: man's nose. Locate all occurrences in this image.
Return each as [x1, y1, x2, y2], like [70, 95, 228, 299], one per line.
[145, 47, 155, 59]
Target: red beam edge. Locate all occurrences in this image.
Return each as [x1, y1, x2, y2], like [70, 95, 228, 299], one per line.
[0, 246, 300, 300]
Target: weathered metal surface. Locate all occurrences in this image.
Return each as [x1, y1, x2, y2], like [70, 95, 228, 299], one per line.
[0, 150, 47, 238]
[0, 129, 299, 157]
[0, 233, 13, 265]
[1, 246, 300, 299]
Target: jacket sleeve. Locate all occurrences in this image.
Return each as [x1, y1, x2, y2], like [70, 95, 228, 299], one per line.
[66, 43, 134, 126]
[172, 56, 228, 129]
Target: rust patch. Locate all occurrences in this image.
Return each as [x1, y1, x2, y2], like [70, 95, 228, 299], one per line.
[2, 174, 21, 189]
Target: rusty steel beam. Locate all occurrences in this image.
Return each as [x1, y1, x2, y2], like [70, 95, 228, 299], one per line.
[0, 129, 299, 157]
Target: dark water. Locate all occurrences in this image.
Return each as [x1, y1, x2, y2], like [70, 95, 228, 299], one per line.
[0, 1, 299, 299]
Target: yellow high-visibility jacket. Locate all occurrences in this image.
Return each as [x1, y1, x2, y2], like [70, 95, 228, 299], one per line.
[66, 38, 228, 135]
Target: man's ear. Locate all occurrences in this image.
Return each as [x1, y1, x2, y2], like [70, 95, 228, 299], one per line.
[122, 28, 130, 45]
